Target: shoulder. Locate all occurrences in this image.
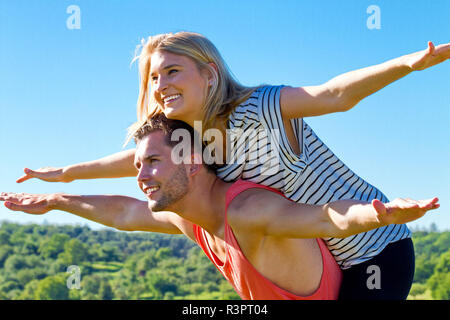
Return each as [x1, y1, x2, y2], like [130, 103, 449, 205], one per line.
[227, 187, 287, 232]
[252, 85, 288, 126]
[228, 85, 287, 134]
[228, 88, 261, 126]
[165, 213, 197, 242]
[232, 85, 284, 114]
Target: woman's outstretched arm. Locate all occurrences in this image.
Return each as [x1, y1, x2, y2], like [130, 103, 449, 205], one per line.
[16, 148, 137, 183]
[281, 41, 450, 119]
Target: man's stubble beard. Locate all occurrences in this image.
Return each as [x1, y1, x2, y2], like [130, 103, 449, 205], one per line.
[150, 164, 189, 212]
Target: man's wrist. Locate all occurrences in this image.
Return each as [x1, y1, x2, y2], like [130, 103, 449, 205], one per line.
[371, 201, 391, 227]
[48, 193, 67, 210]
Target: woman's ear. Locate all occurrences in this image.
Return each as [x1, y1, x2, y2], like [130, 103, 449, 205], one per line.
[206, 62, 218, 87]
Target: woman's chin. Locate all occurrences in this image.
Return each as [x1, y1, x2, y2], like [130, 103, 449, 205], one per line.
[164, 107, 184, 120]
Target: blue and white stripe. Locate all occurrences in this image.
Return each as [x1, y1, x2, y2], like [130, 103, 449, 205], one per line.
[216, 85, 411, 269]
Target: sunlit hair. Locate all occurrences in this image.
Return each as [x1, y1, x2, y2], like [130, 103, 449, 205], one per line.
[133, 113, 217, 173]
[133, 113, 196, 147]
[125, 31, 261, 145]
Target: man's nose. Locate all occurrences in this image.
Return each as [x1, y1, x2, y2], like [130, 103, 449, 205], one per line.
[137, 167, 150, 183]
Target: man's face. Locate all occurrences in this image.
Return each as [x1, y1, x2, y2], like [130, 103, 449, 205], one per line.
[134, 131, 189, 212]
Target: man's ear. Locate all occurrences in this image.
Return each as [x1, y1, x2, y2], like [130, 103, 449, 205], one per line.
[185, 153, 203, 176]
[189, 163, 201, 175]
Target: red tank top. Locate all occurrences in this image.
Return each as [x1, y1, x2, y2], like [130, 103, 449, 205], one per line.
[193, 180, 342, 300]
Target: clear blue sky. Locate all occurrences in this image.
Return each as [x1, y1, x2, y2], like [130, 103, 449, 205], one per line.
[0, 0, 449, 231]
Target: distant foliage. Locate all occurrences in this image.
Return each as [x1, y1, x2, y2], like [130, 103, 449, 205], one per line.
[0, 221, 447, 300]
[408, 230, 450, 300]
[0, 222, 239, 300]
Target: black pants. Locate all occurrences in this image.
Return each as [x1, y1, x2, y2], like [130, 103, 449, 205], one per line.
[338, 238, 415, 300]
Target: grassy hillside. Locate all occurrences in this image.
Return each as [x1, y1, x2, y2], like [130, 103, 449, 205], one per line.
[0, 222, 447, 300]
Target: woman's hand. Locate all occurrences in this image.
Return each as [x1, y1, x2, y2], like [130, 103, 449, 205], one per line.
[372, 197, 440, 226]
[406, 41, 450, 71]
[281, 41, 449, 119]
[16, 167, 72, 183]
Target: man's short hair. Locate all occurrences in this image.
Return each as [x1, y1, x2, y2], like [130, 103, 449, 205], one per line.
[133, 114, 218, 173]
[133, 113, 196, 147]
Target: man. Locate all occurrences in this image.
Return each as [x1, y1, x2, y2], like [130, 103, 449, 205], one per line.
[0, 115, 439, 299]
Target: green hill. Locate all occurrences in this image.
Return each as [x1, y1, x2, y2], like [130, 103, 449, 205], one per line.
[0, 221, 447, 300]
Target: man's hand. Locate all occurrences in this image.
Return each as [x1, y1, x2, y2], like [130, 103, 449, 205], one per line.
[16, 167, 70, 183]
[0, 192, 58, 214]
[372, 197, 440, 226]
[406, 42, 450, 71]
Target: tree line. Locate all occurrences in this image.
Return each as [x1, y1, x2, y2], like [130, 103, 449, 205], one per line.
[0, 221, 447, 300]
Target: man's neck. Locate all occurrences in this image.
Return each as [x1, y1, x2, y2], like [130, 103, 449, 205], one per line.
[174, 174, 232, 237]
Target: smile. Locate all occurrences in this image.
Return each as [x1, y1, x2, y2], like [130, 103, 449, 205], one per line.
[163, 94, 181, 105]
[144, 185, 160, 196]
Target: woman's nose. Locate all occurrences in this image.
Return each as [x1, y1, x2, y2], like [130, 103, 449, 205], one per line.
[154, 75, 169, 94]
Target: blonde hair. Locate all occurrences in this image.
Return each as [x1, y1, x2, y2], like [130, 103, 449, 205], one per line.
[125, 31, 260, 145]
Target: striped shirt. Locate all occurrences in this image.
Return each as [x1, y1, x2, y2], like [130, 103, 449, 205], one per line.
[216, 85, 411, 269]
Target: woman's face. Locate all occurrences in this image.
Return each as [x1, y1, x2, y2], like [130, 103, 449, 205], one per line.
[150, 50, 211, 125]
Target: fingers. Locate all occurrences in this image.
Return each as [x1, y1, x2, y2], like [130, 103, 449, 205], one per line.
[1, 193, 25, 211]
[16, 175, 32, 183]
[428, 41, 435, 54]
[16, 168, 34, 183]
[16, 167, 65, 183]
[0, 192, 47, 214]
[4, 201, 22, 211]
[3, 200, 43, 214]
[372, 199, 386, 216]
[0, 192, 27, 204]
[417, 197, 440, 210]
[383, 197, 440, 216]
[434, 43, 450, 58]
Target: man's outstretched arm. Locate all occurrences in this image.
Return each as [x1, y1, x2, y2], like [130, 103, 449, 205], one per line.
[228, 189, 439, 239]
[0, 192, 182, 234]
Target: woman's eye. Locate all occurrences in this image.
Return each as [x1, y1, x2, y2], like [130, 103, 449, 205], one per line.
[168, 69, 178, 75]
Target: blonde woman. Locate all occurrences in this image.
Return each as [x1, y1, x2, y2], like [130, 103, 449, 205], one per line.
[17, 32, 450, 299]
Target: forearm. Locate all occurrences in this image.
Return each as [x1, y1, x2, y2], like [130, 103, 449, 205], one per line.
[52, 194, 140, 230]
[250, 190, 435, 238]
[243, 191, 385, 239]
[324, 200, 386, 238]
[325, 54, 413, 110]
[63, 149, 137, 181]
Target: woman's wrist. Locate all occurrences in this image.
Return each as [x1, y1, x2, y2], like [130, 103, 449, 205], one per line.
[397, 53, 415, 72]
[61, 166, 76, 182]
